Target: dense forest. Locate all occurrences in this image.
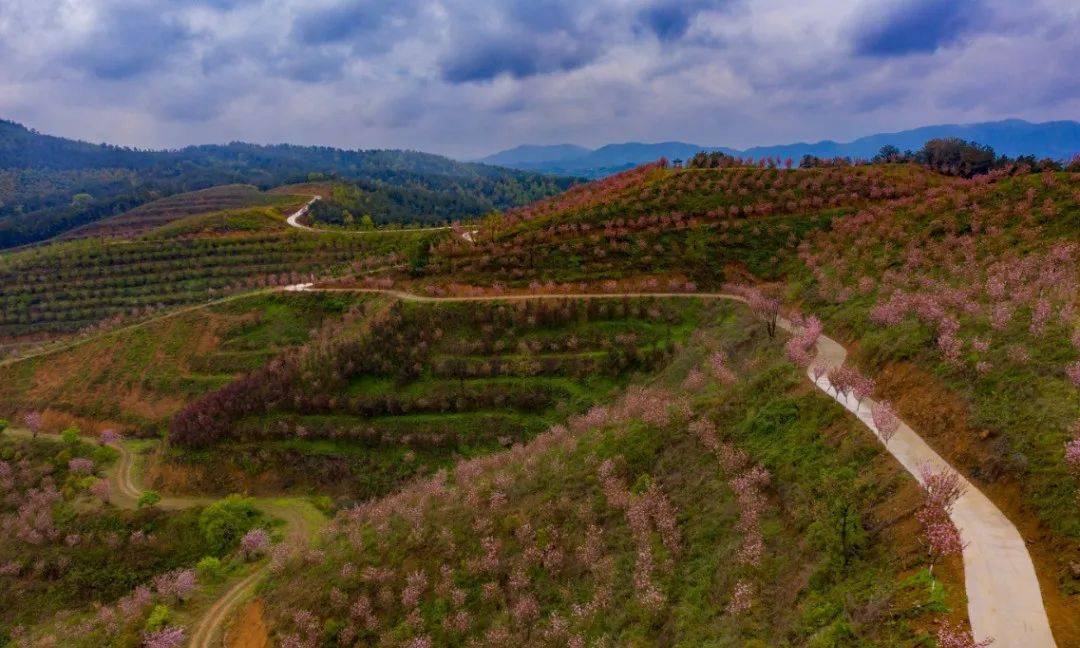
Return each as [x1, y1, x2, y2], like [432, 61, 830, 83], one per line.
[0, 120, 576, 247]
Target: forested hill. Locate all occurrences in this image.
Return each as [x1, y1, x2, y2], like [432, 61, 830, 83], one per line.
[0, 119, 576, 248]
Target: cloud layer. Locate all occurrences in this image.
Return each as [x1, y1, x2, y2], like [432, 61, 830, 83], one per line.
[0, 0, 1076, 158]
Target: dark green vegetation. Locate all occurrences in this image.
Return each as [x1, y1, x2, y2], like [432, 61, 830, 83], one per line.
[306, 176, 565, 229]
[0, 292, 371, 431]
[0, 202, 433, 338]
[165, 297, 704, 499]
[259, 303, 949, 646]
[0, 119, 574, 248]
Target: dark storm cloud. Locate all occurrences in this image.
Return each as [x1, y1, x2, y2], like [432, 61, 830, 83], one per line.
[852, 0, 979, 57]
[636, 0, 729, 42]
[292, 1, 388, 44]
[440, 35, 598, 83]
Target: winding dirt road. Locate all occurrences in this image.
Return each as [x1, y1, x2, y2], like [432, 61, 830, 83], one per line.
[285, 195, 452, 235]
[3, 428, 321, 647]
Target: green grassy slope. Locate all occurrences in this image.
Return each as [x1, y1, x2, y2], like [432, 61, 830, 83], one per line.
[161, 298, 707, 499]
[255, 304, 954, 646]
[0, 292, 373, 431]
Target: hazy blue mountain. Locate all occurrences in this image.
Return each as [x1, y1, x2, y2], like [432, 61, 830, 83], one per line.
[480, 119, 1080, 177]
[481, 141, 738, 178]
[481, 144, 591, 166]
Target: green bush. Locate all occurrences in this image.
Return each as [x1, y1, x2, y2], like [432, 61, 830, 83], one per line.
[61, 426, 80, 445]
[198, 494, 260, 554]
[0, 419, 9, 433]
[196, 556, 224, 582]
[144, 604, 170, 632]
[137, 490, 161, 508]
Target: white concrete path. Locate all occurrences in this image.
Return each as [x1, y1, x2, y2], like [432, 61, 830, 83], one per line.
[785, 320, 1056, 648]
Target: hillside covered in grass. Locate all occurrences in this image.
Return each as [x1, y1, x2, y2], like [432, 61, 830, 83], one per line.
[160, 297, 705, 499]
[0, 196, 436, 342]
[785, 169, 1080, 598]
[251, 303, 957, 646]
[0, 292, 371, 432]
[423, 162, 941, 286]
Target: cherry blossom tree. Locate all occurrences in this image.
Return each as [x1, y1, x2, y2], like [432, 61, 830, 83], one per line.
[871, 401, 901, 444]
[1065, 422, 1080, 474]
[68, 457, 94, 475]
[23, 411, 43, 438]
[143, 626, 186, 648]
[744, 288, 780, 339]
[240, 528, 270, 560]
[90, 479, 111, 503]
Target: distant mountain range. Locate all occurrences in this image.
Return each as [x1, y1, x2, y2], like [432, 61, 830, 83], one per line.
[478, 119, 1080, 178]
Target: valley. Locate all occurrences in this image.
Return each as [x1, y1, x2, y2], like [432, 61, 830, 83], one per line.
[2, 154, 1077, 647]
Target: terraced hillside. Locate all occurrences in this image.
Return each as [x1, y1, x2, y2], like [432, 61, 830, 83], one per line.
[251, 301, 958, 647]
[0, 203, 437, 340]
[59, 184, 298, 240]
[0, 292, 371, 432]
[161, 297, 705, 499]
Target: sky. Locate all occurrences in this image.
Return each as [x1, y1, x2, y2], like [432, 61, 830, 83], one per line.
[0, 0, 1076, 159]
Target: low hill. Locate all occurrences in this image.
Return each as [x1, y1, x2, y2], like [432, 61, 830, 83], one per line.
[58, 184, 294, 240]
[0, 119, 576, 248]
[480, 119, 1080, 177]
[0, 197, 438, 340]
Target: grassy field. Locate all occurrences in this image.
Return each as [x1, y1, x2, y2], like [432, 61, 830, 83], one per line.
[0, 292, 373, 432]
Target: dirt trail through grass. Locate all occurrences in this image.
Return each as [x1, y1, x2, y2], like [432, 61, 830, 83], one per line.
[290, 285, 1057, 647]
[3, 428, 323, 647]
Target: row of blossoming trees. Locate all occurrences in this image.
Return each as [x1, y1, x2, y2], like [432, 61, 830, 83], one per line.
[0, 215, 431, 339]
[423, 163, 938, 285]
[170, 297, 689, 448]
[794, 169, 1080, 561]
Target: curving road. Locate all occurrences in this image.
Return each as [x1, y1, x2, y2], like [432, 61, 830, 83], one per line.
[281, 286, 1056, 647]
[285, 196, 453, 235]
[800, 331, 1056, 647]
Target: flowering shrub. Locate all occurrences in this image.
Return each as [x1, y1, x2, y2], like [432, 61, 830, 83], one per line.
[936, 620, 994, 648]
[68, 457, 94, 475]
[143, 625, 186, 648]
[240, 528, 271, 560]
